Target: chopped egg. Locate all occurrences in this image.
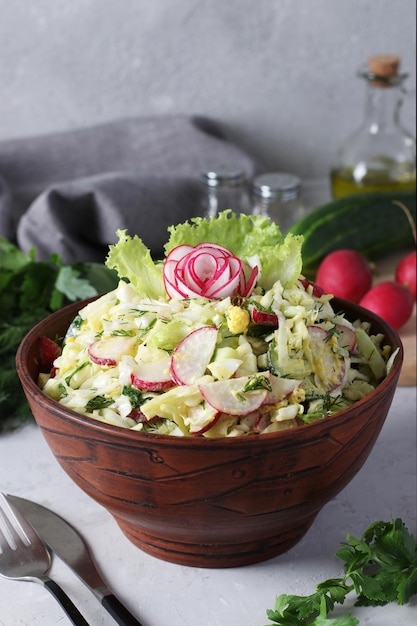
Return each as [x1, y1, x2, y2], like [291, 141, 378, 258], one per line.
[227, 306, 250, 334]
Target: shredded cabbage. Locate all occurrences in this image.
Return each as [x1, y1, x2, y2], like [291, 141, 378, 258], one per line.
[41, 212, 394, 437]
[42, 277, 392, 437]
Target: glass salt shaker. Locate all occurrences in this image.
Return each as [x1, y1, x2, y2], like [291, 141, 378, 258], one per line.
[200, 163, 251, 218]
[251, 172, 304, 232]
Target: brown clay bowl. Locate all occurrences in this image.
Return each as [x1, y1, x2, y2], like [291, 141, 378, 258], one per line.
[16, 296, 403, 568]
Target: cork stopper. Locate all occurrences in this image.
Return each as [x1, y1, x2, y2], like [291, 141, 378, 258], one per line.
[367, 55, 400, 87]
[368, 54, 400, 77]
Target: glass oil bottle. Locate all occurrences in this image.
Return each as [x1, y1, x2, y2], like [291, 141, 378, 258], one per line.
[330, 54, 416, 199]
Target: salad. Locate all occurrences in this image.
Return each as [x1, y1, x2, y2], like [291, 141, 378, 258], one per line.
[41, 212, 397, 437]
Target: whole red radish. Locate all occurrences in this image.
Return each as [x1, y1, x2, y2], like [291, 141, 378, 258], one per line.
[359, 281, 414, 329]
[395, 250, 416, 300]
[315, 249, 372, 303]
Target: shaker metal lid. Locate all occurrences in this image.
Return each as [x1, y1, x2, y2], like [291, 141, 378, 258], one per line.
[201, 162, 247, 187]
[252, 172, 301, 200]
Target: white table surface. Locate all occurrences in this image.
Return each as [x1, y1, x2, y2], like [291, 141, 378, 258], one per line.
[0, 385, 416, 626]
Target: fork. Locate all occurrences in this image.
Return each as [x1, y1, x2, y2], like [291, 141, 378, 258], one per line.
[0, 493, 90, 625]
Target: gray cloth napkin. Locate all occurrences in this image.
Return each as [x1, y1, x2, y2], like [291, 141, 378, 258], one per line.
[0, 115, 260, 263]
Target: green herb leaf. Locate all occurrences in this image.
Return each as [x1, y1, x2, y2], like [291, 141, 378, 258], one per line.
[266, 518, 417, 625]
[64, 361, 89, 386]
[122, 385, 145, 409]
[243, 374, 272, 393]
[0, 237, 118, 430]
[86, 395, 114, 411]
[55, 265, 98, 301]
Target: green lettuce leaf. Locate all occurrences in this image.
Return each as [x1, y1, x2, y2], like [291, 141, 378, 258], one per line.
[106, 230, 165, 299]
[259, 231, 304, 290]
[105, 213, 304, 300]
[165, 210, 303, 289]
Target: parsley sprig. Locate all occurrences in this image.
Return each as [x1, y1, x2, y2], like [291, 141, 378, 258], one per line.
[0, 237, 118, 430]
[266, 518, 417, 625]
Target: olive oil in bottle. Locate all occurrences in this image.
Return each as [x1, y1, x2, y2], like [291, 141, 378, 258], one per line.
[330, 55, 416, 199]
[331, 165, 416, 197]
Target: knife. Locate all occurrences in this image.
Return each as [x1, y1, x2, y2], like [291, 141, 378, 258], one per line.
[7, 495, 144, 626]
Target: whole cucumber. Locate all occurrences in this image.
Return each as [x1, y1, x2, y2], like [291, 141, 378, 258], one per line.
[288, 190, 416, 278]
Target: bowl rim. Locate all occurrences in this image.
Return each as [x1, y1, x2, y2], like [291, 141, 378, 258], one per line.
[16, 294, 404, 446]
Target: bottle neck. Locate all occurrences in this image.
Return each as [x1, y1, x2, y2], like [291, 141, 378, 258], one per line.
[362, 78, 405, 132]
[365, 85, 402, 133]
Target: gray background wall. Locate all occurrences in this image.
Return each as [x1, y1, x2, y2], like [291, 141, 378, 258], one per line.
[1, 0, 415, 179]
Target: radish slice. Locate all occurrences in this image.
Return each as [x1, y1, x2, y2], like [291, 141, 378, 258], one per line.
[166, 244, 195, 262]
[251, 307, 279, 327]
[307, 326, 330, 341]
[335, 324, 357, 352]
[127, 408, 147, 423]
[38, 336, 61, 370]
[185, 403, 220, 435]
[130, 345, 175, 391]
[299, 278, 325, 298]
[263, 374, 301, 405]
[307, 326, 348, 392]
[131, 361, 175, 391]
[253, 411, 271, 433]
[163, 259, 189, 299]
[163, 242, 259, 300]
[171, 326, 218, 385]
[176, 252, 241, 299]
[88, 336, 136, 366]
[199, 375, 269, 416]
[163, 245, 196, 298]
[241, 265, 259, 297]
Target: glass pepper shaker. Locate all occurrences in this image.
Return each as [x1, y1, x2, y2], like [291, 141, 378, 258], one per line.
[251, 172, 304, 232]
[330, 54, 416, 199]
[200, 163, 251, 218]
